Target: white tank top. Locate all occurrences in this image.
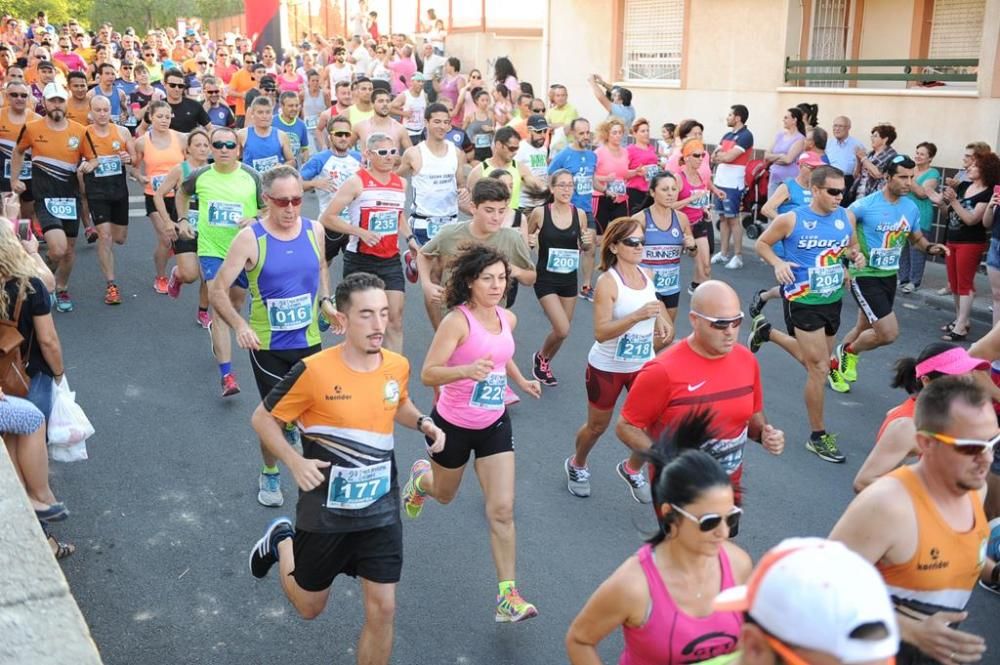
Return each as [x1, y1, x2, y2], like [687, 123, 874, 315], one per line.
[587, 267, 657, 373]
[403, 90, 427, 133]
[411, 141, 459, 222]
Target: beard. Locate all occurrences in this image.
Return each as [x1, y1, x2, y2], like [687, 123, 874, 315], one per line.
[47, 109, 64, 121]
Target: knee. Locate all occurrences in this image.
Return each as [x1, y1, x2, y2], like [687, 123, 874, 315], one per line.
[806, 359, 828, 377]
[877, 328, 899, 345]
[435, 489, 457, 505]
[365, 593, 396, 624]
[486, 500, 514, 527]
[47, 246, 67, 262]
[294, 601, 326, 621]
[584, 419, 609, 439]
[552, 323, 570, 340]
[113, 236, 126, 246]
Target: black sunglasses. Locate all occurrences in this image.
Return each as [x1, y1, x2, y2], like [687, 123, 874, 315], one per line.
[620, 236, 644, 248]
[205, 89, 220, 94]
[166, 82, 186, 89]
[824, 187, 845, 197]
[670, 504, 743, 532]
[212, 140, 237, 150]
[331, 131, 352, 138]
[6, 92, 27, 98]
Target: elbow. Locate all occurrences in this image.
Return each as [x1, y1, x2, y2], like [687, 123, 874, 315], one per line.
[852, 474, 870, 494]
[516, 269, 537, 287]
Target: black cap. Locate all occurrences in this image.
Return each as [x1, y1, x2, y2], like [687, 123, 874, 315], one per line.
[37, 60, 55, 71]
[526, 113, 549, 131]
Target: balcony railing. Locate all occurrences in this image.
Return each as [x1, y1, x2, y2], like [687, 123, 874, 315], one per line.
[784, 57, 979, 85]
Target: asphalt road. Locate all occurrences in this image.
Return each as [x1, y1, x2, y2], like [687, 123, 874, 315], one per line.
[47, 190, 998, 664]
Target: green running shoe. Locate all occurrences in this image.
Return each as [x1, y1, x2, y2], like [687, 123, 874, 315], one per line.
[495, 587, 538, 623]
[806, 433, 846, 463]
[837, 344, 859, 383]
[747, 315, 769, 354]
[402, 459, 430, 519]
[828, 368, 850, 393]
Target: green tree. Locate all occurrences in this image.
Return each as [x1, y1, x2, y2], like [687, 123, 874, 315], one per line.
[90, 0, 243, 32]
[0, 0, 94, 27]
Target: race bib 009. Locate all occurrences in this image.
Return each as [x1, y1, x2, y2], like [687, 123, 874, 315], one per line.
[44, 198, 77, 220]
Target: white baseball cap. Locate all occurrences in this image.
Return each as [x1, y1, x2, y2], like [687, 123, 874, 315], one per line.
[714, 538, 899, 664]
[42, 82, 67, 100]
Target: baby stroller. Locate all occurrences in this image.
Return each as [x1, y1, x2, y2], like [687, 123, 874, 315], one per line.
[740, 160, 770, 239]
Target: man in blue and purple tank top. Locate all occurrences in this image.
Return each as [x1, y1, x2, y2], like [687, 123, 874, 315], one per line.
[208, 165, 336, 509]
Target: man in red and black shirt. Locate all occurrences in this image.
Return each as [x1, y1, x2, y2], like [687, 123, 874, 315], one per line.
[616, 280, 784, 504]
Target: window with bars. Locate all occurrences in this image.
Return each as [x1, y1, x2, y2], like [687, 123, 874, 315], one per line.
[621, 0, 684, 83]
[808, 0, 850, 88]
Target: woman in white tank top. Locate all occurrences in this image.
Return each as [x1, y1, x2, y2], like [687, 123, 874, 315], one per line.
[566, 216, 672, 500]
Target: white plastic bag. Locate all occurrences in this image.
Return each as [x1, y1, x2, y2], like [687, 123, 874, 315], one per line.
[47, 377, 94, 462]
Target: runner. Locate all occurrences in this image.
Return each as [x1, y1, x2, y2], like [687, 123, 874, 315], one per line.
[64, 71, 90, 125]
[157, 68, 211, 134]
[391, 73, 427, 145]
[397, 101, 468, 289]
[751, 150, 826, 317]
[701, 538, 900, 665]
[749, 165, 864, 463]
[831, 377, 993, 665]
[633, 171, 697, 322]
[513, 114, 551, 213]
[247, 272, 446, 665]
[0, 81, 38, 227]
[10, 82, 96, 313]
[525, 169, 593, 386]
[178, 125, 264, 397]
[155, 128, 213, 327]
[238, 96, 294, 174]
[346, 76, 374, 128]
[465, 90, 494, 166]
[314, 80, 353, 141]
[201, 76, 235, 128]
[273, 91, 309, 165]
[566, 412, 752, 663]
[710, 104, 753, 270]
[300, 69, 327, 152]
[87, 62, 131, 125]
[614, 280, 784, 504]
[134, 100, 186, 294]
[593, 118, 632, 234]
[208, 165, 332, 507]
[354, 88, 411, 152]
[831, 155, 948, 393]
[81, 95, 134, 305]
[401, 244, 542, 622]
[673, 138, 724, 294]
[127, 63, 163, 136]
[227, 51, 257, 127]
[318, 133, 412, 353]
[466, 126, 546, 211]
[416, 178, 534, 330]
[566, 216, 671, 502]
[548, 118, 597, 300]
[854, 343, 987, 493]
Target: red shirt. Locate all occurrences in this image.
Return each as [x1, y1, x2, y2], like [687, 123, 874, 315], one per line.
[621, 338, 762, 474]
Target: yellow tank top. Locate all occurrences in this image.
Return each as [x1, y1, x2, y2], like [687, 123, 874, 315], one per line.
[878, 466, 989, 615]
[142, 130, 184, 196]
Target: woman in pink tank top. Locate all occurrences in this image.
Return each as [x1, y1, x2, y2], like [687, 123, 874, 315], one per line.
[402, 245, 543, 624]
[567, 412, 753, 664]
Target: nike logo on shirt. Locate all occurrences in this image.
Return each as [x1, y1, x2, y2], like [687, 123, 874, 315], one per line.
[687, 381, 706, 392]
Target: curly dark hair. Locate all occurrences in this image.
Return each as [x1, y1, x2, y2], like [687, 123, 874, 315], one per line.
[973, 151, 1000, 189]
[444, 244, 510, 309]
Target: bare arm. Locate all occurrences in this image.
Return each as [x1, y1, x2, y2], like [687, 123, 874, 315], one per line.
[208, 229, 259, 348]
[853, 418, 918, 493]
[420, 313, 479, 387]
[33, 313, 65, 379]
[761, 184, 790, 220]
[566, 560, 645, 665]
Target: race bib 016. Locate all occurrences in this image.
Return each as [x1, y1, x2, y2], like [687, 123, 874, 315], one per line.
[325, 460, 391, 510]
[266, 293, 313, 331]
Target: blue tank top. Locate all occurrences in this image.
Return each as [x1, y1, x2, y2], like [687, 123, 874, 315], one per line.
[777, 178, 812, 215]
[641, 208, 684, 297]
[242, 127, 283, 174]
[246, 218, 322, 351]
[779, 205, 852, 305]
[93, 86, 122, 120]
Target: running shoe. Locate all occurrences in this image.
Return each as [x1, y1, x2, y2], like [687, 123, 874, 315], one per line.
[749, 289, 767, 318]
[166, 267, 182, 299]
[248, 516, 293, 578]
[578, 285, 594, 302]
[827, 368, 850, 393]
[616, 461, 651, 504]
[806, 433, 846, 463]
[55, 289, 73, 313]
[318, 313, 331, 333]
[257, 470, 283, 507]
[104, 282, 121, 305]
[564, 457, 591, 498]
[85, 226, 98, 244]
[747, 315, 769, 354]
[532, 352, 557, 386]
[221, 372, 240, 397]
[710, 252, 730, 265]
[495, 587, 538, 623]
[196, 309, 213, 329]
[936, 286, 951, 296]
[402, 459, 430, 519]
[899, 283, 914, 294]
[980, 578, 1000, 597]
[725, 255, 743, 270]
[283, 427, 302, 455]
[837, 344, 859, 383]
[403, 249, 419, 283]
[153, 275, 169, 294]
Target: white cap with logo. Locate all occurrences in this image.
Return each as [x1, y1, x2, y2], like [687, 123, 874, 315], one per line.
[42, 82, 68, 100]
[714, 537, 899, 663]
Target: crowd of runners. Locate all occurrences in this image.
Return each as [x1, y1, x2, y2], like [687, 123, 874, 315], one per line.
[1, 7, 999, 665]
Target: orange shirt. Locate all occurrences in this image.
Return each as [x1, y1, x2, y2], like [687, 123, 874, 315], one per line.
[229, 68, 255, 117]
[878, 466, 990, 615]
[15, 118, 94, 190]
[66, 96, 90, 125]
[875, 396, 916, 442]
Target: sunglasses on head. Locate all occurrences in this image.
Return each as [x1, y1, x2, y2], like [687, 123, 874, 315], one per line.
[212, 140, 237, 150]
[619, 236, 644, 248]
[670, 504, 743, 532]
[691, 310, 744, 329]
[372, 147, 398, 156]
[919, 430, 1000, 456]
[267, 195, 303, 207]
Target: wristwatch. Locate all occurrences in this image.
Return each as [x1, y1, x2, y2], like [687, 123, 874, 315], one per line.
[416, 415, 432, 431]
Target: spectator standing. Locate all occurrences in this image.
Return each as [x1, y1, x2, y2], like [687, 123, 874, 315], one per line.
[980, 155, 1000, 326]
[826, 115, 863, 196]
[898, 142, 941, 293]
[763, 108, 806, 197]
[849, 123, 898, 202]
[710, 104, 753, 270]
[493, 57, 519, 96]
[587, 74, 635, 131]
